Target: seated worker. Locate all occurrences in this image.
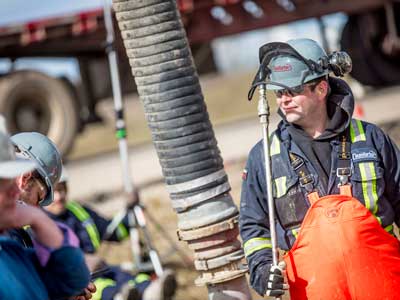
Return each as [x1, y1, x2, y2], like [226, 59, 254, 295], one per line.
[0, 128, 90, 300]
[10, 131, 96, 300]
[44, 165, 177, 300]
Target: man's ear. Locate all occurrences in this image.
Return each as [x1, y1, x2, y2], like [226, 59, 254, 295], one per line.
[17, 172, 33, 189]
[317, 80, 329, 100]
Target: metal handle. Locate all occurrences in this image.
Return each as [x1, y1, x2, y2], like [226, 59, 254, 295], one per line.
[257, 84, 281, 300]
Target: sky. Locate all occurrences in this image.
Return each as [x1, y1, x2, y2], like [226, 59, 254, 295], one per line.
[0, 1, 347, 80]
[0, 0, 104, 26]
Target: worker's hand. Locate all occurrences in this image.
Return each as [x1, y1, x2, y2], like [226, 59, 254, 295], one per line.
[126, 189, 140, 209]
[265, 261, 289, 297]
[72, 282, 96, 300]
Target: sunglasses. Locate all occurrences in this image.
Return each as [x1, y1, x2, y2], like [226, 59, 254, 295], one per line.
[274, 81, 320, 98]
[274, 85, 305, 98]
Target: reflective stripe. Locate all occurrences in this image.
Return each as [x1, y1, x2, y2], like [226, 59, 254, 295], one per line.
[350, 119, 366, 142]
[384, 224, 394, 234]
[359, 162, 378, 215]
[92, 278, 116, 300]
[274, 176, 287, 198]
[270, 133, 281, 156]
[292, 227, 299, 239]
[243, 237, 272, 257]
[66, 201, 101, 250]
[116, 223, 129, 240]
[135, 273, 151, 284]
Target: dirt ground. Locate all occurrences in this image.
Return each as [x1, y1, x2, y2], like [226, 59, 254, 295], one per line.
[91, 157, 254, 300]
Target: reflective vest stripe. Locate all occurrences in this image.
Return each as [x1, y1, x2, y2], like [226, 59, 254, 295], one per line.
[359, 162, 379, 214]
[384, 224, 394, 234]
[135, 273, 151, 284]
[116, 223, 129, 240]
[270, 133, 281, 156]
[92, 278, 116, 300]
[292, 227, 299, 239]
[350, 119, 366, 142]
[274, 176, 287, 198]
[244, 237, 272, 257]
[66, 201, 101, 250]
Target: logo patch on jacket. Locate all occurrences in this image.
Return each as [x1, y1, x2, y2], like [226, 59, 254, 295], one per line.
[242, 169, 248, 181]
[352, 148, 378, 163]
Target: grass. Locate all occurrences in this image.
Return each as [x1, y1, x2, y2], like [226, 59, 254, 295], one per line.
[68, 71, 277, 160]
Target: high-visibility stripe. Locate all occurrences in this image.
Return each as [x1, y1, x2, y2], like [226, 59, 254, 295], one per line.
[350, 119, 366, 142]
[270, 133, 281, 156]
[359, 162, 378, 215]
[135, 273, 151, 284]
[244, 237, 272, 257]
[66, 201, 101, 250]
[92, 278, 116, 300]
[292, 227, 300, 239]
[116, 223, 129, 240]
[274, 176, 287, 198]
[384, 224, 394, 234]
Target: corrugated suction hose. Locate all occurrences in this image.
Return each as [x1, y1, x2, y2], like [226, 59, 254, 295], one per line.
[112, 1, 251, 299]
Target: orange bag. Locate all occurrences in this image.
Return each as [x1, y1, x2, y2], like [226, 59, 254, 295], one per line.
[283, 188, 400, 300]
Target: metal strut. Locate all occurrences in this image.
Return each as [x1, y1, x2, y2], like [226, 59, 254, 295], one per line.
[257, 83, 281, 300]
[102, 0, 163, 277]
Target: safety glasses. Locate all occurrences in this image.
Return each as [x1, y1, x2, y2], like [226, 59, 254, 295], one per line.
[274, 81, 320, 98]
[274, 85, 305, 98]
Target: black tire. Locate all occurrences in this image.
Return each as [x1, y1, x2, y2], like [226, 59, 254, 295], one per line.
[341, 11, 400, 86]
[340, 16, 383, 86]
[0, 71, 79, 156]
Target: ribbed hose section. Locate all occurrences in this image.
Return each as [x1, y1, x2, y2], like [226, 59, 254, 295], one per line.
[112, 1, 251, 298]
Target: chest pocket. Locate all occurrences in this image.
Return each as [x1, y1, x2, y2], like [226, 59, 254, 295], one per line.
[273, 175, 309, 230]
[351, 161, 384, 216]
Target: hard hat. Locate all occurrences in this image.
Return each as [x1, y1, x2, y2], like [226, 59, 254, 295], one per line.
[247, 38, 352, 101]
[11, 132, 62, 206]
[59, 165, 68, 183]
[0, 123, 35, 179]
[261, 38, 329, 90]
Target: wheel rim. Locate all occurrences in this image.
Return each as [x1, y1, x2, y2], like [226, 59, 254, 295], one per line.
[8, 91, 51, 135]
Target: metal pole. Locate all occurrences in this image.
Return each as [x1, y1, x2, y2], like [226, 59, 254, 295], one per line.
[257, 83, 280, 299]
[102, 0, 163, 276]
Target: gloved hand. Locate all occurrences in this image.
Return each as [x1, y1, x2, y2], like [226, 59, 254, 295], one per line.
[265, 261, 289, 297]
[126, 189, 140, 209]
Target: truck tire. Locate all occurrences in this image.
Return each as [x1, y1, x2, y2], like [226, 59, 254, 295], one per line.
[341, 9, 400, 87]
[0, 70, 79, 156]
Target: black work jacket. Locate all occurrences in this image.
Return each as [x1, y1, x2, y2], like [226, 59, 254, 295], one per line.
[239, 80, 400, 296]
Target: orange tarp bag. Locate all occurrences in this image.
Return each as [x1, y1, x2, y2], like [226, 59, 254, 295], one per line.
[283, 187, 400, 300]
